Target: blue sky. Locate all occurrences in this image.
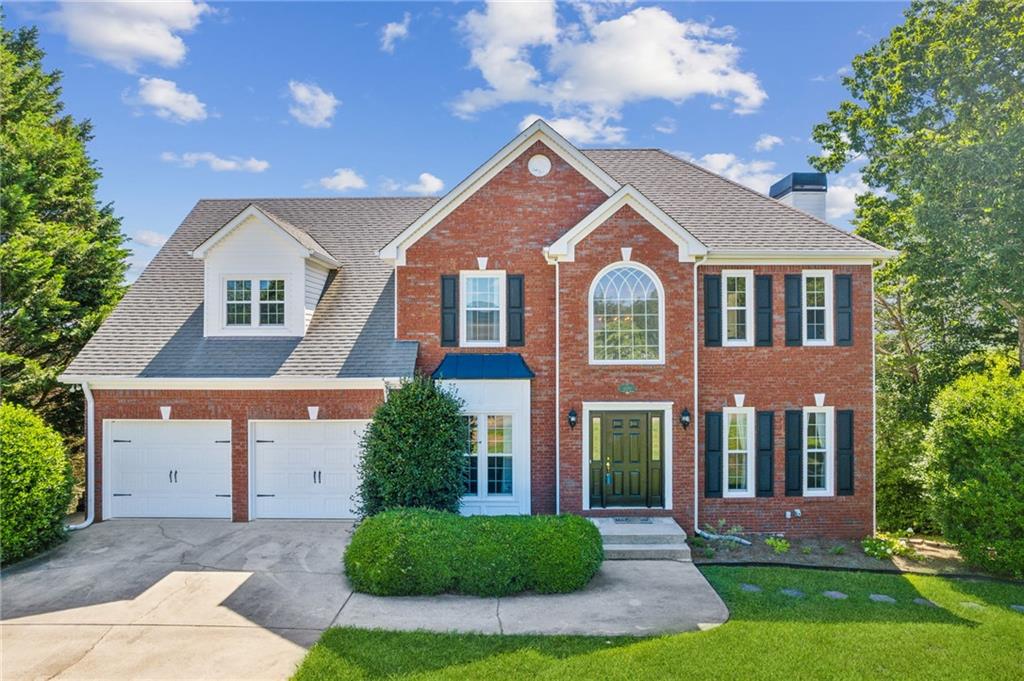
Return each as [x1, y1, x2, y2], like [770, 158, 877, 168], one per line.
[9, 1, 909, 279]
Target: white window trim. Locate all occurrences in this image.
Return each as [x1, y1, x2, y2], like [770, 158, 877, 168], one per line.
[588, 260, 666, 366]
[803, 405, 835, 497]
[459, 270, 506, 348]
[721, 269, 754, 347]
[722, 406, 756, 498]
[462, 412, 514, 498]
[222, 275, 288, 331]
[802, 270, 834, 346]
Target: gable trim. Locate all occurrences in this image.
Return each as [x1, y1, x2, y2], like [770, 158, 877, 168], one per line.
[379, 119, 621, 266]
[190, 204, 339, 267]
[546, 184, 708, 263]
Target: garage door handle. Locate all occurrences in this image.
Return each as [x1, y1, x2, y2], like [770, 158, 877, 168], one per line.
[256, 494, 275, 497]
[256, 439, 274, 443]
[215, 494, 231, 498]
[318, 470, 322, 484]
[113, 439, 131, 443]
[169, 470, 173, 483]
[113, 493, 131, 497]
[215, 440, 231, 444]
[174, 470, 178, 483]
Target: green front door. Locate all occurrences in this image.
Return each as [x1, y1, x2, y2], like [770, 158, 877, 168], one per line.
[588, 411, 664, 508]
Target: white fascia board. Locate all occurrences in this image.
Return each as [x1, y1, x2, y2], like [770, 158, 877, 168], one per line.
[379, 119, 621, 266]
[547, 184, 708, 263]
[57, 375, 395, 390]
[190, 205, 340, 268]
[704, 249, 897, 265]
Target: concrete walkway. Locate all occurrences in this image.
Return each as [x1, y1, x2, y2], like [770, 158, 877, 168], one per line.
[1, 519, 728, 680]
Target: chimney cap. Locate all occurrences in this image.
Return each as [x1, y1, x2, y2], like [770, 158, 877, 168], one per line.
[769, 172, 827, 199]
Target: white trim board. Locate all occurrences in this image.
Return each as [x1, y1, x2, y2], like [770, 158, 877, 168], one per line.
[546, 184, 707, 263]
[190, 204, 338, 268]
[379, 119, 621, 266]
[580, 401, 674, 511]
[59, 376, 396, 391]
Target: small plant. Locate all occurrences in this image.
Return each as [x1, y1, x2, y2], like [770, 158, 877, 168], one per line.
[801, 546, 813, 556]
[703, 547, 715, 559]
[829, 545, 846, 556]
[703, 518, 744, 538]
[765, 536, 791, 554]
[690, 536, 706, 548]
[861, 530, 921, 560]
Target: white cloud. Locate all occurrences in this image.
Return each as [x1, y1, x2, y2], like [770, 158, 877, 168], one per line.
[404, 172, 445, 196]
[680, 151, 779, 194]
[827, 172, 881, 219]
[654, 116, 677, 134]
[161, 151, 269, 173]
[133, 230, 169, 248]
[319, 168, 367, 192]
[380, 12, 411, 53]
[753, 133, 783, 152]
[48, 1, 209, 71]
[132, 77, 206, 123]
[519, 112, 626, 144]
[288, 81, 340, 128]
[455, 2, 766, 142]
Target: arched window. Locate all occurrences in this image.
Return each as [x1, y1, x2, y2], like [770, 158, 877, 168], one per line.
[590, 263, 664, 363]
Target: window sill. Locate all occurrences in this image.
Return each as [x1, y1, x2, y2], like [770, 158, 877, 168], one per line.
[723, 490, 755, 499]
[803, 489, 834, 498]
[589, 359, 665, 366]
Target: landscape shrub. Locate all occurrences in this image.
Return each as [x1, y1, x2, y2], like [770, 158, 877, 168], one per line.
[926, 357, 1024, 578]
[861, 531, 920, 561]
[355, 375, 467, 517]
[0, 403, 74, 564]
[875, 416, 937, 532]
[344, 509, 604, 597]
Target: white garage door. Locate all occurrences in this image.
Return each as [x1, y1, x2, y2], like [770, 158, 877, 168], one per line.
[252, 420, 367, 519]
[107, 420, 232, 518]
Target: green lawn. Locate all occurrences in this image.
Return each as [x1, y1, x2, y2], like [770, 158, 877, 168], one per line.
[294, 567, 1024, 680]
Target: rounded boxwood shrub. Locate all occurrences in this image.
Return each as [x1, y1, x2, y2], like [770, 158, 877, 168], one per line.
[355, 376, 467, 517]
[344, 509, 604, 596]
[926, 357, 1024, 578]
[0, 403, 74, 564]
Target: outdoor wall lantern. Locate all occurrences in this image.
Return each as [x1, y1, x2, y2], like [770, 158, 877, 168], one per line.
[567, 408, 578, 430]
[680, 407, 692, 430]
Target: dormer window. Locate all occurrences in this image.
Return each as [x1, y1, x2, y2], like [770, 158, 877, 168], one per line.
[226, 280, 252, 326]
[259, 280, 285, 325]
[224, 278, 286, 329]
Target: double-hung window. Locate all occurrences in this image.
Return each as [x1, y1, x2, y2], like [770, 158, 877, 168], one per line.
[803, 406, 834, 496]
[225, 278, 286, 328]
[723, 407, 755, 498]
[722, 270, 754, 346]
[461, 271, 505, 346]
[802, 270, 833, 345]
[462, 416, 479, 496]
[462, 413, 513, 497]
[487, 415, 513, 495]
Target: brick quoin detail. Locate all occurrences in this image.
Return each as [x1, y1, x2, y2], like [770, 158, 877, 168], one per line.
[91, 389, 383, 521]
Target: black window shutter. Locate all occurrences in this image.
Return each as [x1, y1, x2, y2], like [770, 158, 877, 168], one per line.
[705, 411, 723, 498]
[704, 275, 722, 347]
[837, 409, 854, 495]
[784, 274, 802, 346]
[835, 274, 853, 346]
[785, 409, 803, 496]
[440, 275, 458, 347]
[756, 411, 774, 497]
[755, 275, 773, 347]
[507, 274, 525, 347]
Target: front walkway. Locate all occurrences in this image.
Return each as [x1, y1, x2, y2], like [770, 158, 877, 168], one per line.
[1, 519, 727, 680]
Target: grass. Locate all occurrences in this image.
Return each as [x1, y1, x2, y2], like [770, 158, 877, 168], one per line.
[293, 566, 1024, 680]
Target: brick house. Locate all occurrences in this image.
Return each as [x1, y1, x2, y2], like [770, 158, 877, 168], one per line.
[62, 120, 893, 537]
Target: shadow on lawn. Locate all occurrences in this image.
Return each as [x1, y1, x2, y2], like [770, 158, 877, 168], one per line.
[307, 628, 638, 679]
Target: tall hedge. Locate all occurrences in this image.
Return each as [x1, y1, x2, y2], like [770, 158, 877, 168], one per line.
[355, 375, 467, 517]
[926, 357, 1024, 578]
[0, 402, 74, 564]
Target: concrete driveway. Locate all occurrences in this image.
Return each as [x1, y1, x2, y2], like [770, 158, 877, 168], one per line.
[1, 519, 354, 680]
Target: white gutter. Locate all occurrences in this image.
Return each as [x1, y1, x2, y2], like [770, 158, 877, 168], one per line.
[692, 255, 705, 533]
[67, 382, 95, 531]
[554, 260, 561, 515]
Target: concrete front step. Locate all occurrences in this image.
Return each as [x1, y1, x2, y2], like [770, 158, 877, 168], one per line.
[604, 543, 692, 561]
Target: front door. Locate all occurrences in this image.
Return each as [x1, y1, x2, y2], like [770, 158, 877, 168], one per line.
[588, 411, 664, 508]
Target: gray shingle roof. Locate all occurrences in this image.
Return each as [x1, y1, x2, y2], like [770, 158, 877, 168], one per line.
[65, 198, 436, 379]
[583, 149, 889, 254]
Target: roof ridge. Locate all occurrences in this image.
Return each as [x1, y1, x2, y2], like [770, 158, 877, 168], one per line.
[195, 196, 439, 203]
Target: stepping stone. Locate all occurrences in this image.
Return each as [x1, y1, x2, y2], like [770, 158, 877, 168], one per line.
[913, 598, 939, 608]
[740, 583, 762, 593]
[869, 594, 896, 603]
[1010, 605, 1024, 614]
[822, 591, 848, 600]
[960, 601, 984, 609]
[780, 588, 804, 598]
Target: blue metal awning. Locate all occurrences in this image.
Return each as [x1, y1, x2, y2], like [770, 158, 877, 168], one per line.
[432, 353, 535, 380]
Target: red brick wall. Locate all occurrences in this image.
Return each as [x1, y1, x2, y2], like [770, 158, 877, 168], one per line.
[697, 265, 875, 538]
[91, 388, 383, 521]
[556, 205, 696, 529]
[397, 140, 608, 513]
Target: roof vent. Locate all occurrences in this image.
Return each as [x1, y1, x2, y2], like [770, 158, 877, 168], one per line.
[769, 172, 828, 222]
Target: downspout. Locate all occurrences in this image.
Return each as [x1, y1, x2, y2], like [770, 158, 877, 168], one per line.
[67, 382, 95, 530]
[692, 255, 705, 534]
[554, 259, 561, 515]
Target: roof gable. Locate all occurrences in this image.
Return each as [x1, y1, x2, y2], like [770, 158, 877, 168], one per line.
[190, 204, 339, 267]
[546, 184, 708, 263]
[379, 119, 621, 265]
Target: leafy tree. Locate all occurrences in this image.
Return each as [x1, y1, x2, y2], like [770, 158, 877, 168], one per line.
[1, 25, 129, 437]
[356, 375, 468, 517]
